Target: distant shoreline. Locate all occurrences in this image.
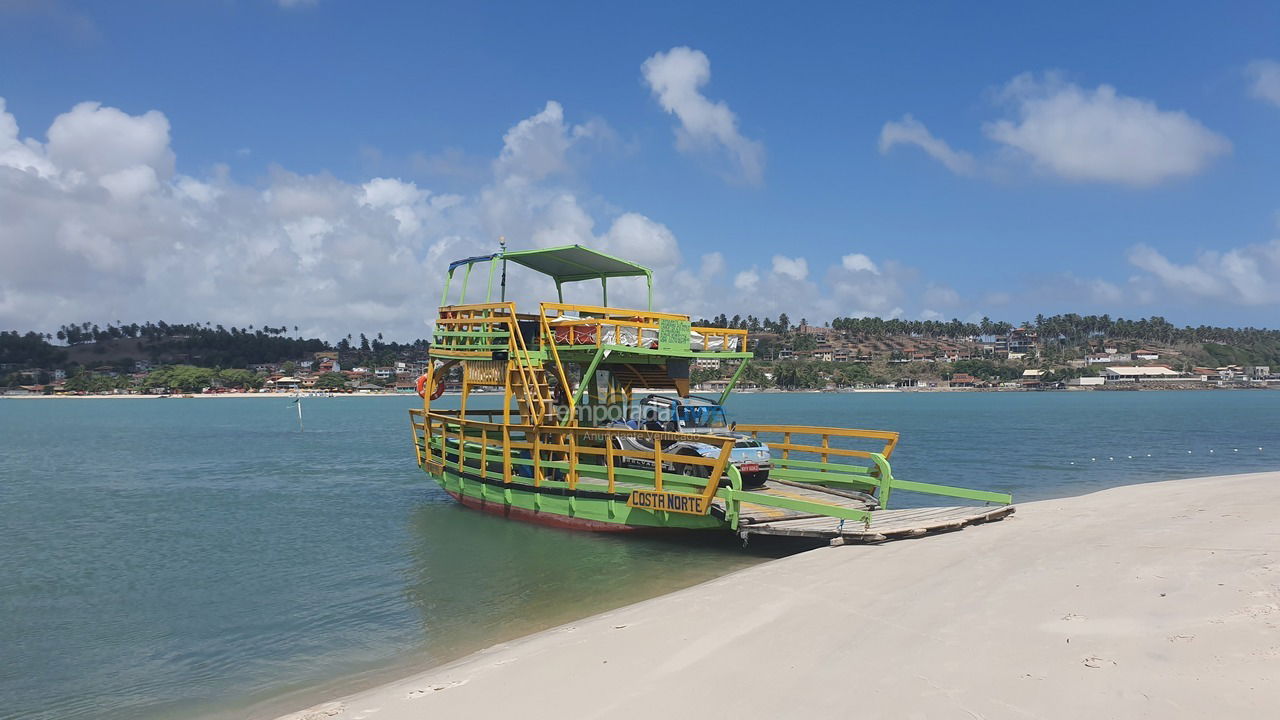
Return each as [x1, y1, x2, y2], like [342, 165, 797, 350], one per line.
[3, 384, 1275, 400]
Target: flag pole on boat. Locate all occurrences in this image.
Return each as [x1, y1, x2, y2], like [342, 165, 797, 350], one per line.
[499, 235, 507, 302]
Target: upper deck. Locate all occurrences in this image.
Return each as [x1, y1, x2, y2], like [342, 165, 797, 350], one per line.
[430, 301, 751, 363]
[431, 243, 752, 365]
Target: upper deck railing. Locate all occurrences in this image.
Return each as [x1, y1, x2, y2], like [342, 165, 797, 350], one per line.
[430, 301, 749, 357]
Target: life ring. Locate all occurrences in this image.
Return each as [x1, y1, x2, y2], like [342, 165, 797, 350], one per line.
[416, 373, 445, 400]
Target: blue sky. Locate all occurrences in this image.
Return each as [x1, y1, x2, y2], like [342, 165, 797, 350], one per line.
[2, 1, 1279, 338]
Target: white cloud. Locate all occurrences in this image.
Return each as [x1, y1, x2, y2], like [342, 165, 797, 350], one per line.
[770, 255, 808, 281]
[922, 284, 960, 308]
[641, 46, 765, 185]
[1246, 59, 1280, 108]
[1127, 240, 1280, 305]
[47, 101, 175, 180]
[840, 252, 881, 274]
[0, 97, 686, 338]
[882, 73, 1229, 186]
[494, 101, 576, 183]
[984, 73, 1230, 186]
[733, 268, 759, 291]
[878, 115, 975, 175]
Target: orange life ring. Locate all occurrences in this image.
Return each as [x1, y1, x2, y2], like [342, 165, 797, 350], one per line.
[416, 373, 446, 400]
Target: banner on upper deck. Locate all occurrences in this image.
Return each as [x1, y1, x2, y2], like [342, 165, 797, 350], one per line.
[626, 489, 709, 515]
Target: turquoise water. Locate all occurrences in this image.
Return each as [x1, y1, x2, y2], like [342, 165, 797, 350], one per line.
[1, 391, 1277, 719]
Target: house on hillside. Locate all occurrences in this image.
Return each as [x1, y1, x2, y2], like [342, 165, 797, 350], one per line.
[1131, 350, 1160, 361]
[994, 328, 1038, 358]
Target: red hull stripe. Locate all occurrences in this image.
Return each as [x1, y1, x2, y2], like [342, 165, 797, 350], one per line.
[447, 490, 672, 533]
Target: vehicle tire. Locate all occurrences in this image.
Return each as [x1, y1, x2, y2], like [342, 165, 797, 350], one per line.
[676, 451, 708, 479]
[740, 470, 769, 489]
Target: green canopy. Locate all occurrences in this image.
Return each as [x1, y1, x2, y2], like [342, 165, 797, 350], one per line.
[442, 244, 653, 308]
[502, 245, 651, 283]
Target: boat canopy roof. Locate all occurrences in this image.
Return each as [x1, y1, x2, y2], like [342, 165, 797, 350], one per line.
[503, 245, 651, 283]
[443, 244, 653, 309]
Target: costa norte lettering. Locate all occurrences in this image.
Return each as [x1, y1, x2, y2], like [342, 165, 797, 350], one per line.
[626, 490, 709, 515]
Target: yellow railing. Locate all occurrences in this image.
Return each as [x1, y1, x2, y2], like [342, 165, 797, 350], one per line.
[733, 424, 899, 463]
[410, 409, 738, 511]
[539, 302, 748, 353]
[432, 302, 517, 357]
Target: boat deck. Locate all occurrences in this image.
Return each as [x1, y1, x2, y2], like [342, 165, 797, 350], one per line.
[739, 504, 1016, 544]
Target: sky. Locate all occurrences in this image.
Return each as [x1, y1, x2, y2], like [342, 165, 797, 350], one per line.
[2, 1, 1279, 340]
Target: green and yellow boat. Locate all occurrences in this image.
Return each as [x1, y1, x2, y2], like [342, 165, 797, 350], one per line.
[409, 244, 1014, 543]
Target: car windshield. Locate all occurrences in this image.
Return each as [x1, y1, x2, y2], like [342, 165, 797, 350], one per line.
[677, 403, 728, 429]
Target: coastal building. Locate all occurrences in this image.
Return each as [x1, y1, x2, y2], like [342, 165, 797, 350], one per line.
[1066, 376, 1105, 386]
[1102, 366, 1190, 383]
[1131, 350, 1160, 361]
[373, 366, 395, 380]
[994, 328, 1038, 358]
[948, 373, 980, 388]
[693, 357, 721, 370]
[269, 376, 302, 390]
[1246, 366, 1271, 380]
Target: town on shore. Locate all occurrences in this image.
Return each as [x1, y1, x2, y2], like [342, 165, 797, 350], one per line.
[2, 314, 1278, 397]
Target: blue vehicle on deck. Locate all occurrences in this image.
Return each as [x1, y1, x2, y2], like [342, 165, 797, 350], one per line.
[608, 394, 772, 488]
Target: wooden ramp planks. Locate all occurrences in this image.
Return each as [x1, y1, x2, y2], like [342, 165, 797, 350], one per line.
[712, 481, 876, 525]
[740, 504, 1015, 544]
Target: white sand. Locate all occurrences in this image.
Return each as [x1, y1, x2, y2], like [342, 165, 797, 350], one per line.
[273, 472, 1280, 720]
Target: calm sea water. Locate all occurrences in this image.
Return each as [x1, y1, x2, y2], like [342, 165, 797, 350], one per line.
[1, 390, 1277, 719]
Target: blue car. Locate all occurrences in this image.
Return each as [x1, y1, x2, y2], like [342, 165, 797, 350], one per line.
[608, 394, 772, 488]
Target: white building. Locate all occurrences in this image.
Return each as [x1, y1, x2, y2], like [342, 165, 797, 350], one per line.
[1103, 366, 1190, 383]
[1066, 376, 1105, 386]
[693, 357, 721, 370]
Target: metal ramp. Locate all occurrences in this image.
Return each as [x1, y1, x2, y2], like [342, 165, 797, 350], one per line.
[738, 504, 1015, 544]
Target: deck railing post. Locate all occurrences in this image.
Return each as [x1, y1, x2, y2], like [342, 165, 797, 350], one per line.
[605, 434, 616, 493]
[532, 431, 543, 486]
[502, 425, 512, 484]
[652, 435, 664, 491]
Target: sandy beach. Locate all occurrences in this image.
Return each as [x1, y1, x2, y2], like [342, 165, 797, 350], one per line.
[270, 471, 1280, 720]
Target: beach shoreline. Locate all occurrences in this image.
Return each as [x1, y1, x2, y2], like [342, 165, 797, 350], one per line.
[265, 471, 1280, 720]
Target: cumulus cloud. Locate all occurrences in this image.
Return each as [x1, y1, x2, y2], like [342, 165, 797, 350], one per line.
[0, 97, 688, 337]
[984, 73, 1231, 186]
[770, 255, 808, 281]
[878, 115, 975, 175]
[840, 253, 880, 274]
[733, 268, 759, 291]
[882, 72, 1230, 187]
[1127, 240, 1280, 305]
[1246, 59, 1280, 108]
[641, 46, 765, 185]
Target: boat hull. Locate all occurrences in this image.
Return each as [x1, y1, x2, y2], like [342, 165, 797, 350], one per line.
[426, 465, 727, 533]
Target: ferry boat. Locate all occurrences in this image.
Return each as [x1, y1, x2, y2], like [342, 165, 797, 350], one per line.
[409, 244, 1014, 543]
